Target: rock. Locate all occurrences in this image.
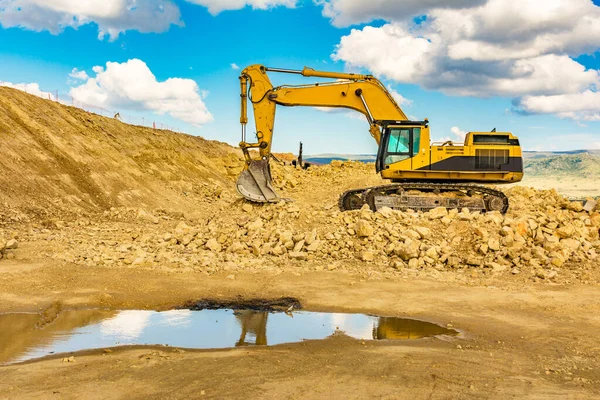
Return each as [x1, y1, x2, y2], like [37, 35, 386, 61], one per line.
[305, 230, 317, 245]
[536, 269, 548, 279]
[289, 251, 307, 261]
[583, 199, 597, 212]
[355, 220, 374, 238]
[408, 258, 419, 269]
[556, 225, 575, 239]
[360, 250, 375, 261]
[394, 240, 420, 261]
[473, 227, 488, 240]
[466, 256, 481, 266]
[485, 262, 507, 272]
[137, 209, 159, 224]
[414, 226, 431, 239]
[478, 244, 488, 254]
[242, 203, 253, 213]
[306, 240, 322, 252]
[500, 226, 514, 237]
[488, 238, 500, 251]
[511, 267, 520, 275]
[428, 207, 448, 220]
[205, 239, 222, 252]
[404, 230, 421, 240]
[247, 218, 264, 231]
[377, 207, 394, 218]
[293, 240, 305, 252]
[547, 270, 558, 279]
[425, 247, 438, 259]
[560, 238, 580, 251]
[5, 239, 18, 250]
[228, 241, 246, 254]
[567, 201, 584, 212]
[446, 256, 460, 267]
[550, 255, 566, 267]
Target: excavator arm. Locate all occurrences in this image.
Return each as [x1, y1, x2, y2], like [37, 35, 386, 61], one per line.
[237, 64, 407, 202]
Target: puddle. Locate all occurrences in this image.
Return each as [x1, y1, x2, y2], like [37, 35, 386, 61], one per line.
[0, 309, 458, 364]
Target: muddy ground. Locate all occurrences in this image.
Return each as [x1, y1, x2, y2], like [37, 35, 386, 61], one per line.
[1, 246, 599, 399]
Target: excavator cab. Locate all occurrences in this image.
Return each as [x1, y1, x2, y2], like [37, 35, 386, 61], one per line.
[376, 121, 430, 173]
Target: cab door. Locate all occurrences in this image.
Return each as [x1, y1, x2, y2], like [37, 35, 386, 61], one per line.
[377, 127, 413, 172]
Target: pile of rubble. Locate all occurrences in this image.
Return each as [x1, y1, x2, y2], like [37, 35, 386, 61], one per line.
[32, 183, 599, 282]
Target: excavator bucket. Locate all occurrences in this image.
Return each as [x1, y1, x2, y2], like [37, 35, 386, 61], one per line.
[236, 159, 280, 203]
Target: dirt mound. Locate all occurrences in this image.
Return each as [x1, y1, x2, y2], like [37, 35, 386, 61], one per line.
[0, 86, 245, 221]
[5, 157, 594, 285]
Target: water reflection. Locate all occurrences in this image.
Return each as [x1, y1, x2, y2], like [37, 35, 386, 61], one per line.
[0, 309, 458, 364]
[235, 311, 268, 346]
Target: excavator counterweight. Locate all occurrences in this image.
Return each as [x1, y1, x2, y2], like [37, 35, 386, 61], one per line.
[236, 64, 523, 213]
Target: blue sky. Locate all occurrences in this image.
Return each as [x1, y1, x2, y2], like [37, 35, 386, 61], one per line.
[1, 0, 600, 154]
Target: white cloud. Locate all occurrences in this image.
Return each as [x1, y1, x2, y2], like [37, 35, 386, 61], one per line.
[329, 0, 600, 121]
[69, 68, 89, 81]
[450, 127, 466, 141]
[0, 0, 182, 40]
[231, 63, 240, 70]
[316, 0, 485, 27]
[516, 90, 600, 121]
[69, 59, 213, 126]
[386, 85, 412, 107]
[0, 81, 55, 100]
[185, 0, 296, 15]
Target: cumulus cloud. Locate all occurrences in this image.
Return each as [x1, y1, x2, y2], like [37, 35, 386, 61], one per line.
[69, 59, 213, 126]
[185, 0, 296, 15]
[69, 68, 89, 81]
[515, 90, 600, 122]
[231, 63, 240, 70]
[0, 81, 55, 100]
[316, 0, 485, 27]
[0, 0, 182, 40]
[330, 0, 600, 121]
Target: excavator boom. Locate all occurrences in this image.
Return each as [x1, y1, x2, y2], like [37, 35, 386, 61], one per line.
[237, 64, 406, 202]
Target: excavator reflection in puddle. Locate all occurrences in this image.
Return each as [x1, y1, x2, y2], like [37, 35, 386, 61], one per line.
[233, 311, 457, 346]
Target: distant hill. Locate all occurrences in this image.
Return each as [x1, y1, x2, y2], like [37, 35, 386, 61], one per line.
[523, 152, 600, 179]
[304, 154, 375, 164]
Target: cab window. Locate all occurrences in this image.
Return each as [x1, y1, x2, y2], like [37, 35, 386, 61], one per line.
[385, 128, 414, 165]
[412, 128, 421, 155]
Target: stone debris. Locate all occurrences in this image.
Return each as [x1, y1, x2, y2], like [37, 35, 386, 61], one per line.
[2, 161, 599, 285]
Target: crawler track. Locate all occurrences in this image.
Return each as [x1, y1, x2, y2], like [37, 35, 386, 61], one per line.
[339, 183, 508, 213]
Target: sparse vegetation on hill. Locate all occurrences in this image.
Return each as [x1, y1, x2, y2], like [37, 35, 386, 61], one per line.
[524, 153, 600, 179]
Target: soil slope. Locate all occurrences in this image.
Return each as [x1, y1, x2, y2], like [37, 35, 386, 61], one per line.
[0, 86, 244, 219]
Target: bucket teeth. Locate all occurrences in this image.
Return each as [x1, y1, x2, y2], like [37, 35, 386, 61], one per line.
[236, 159, 280, 203]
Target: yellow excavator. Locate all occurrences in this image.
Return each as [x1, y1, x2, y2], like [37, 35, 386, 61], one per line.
[237, 65, 523, 213]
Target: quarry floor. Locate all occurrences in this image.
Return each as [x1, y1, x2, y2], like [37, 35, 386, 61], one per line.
[1, 258, 599, 399]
